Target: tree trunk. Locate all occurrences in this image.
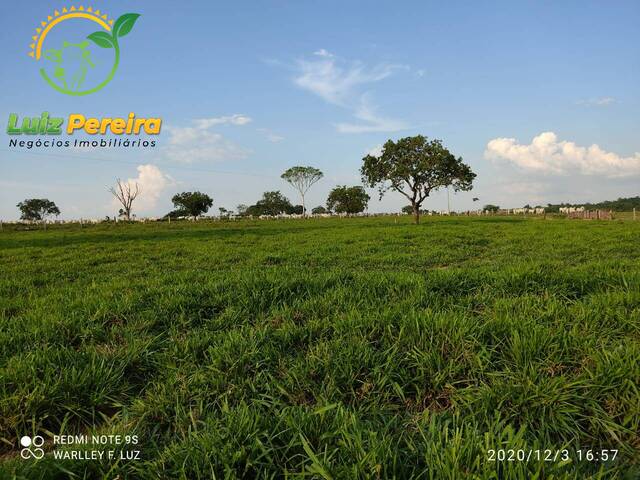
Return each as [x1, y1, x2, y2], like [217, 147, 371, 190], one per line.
[412, 203, 420, 224]
[301, 193, 306, 218]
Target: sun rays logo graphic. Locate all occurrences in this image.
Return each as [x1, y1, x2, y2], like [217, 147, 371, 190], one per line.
[28, 6, 140, 96]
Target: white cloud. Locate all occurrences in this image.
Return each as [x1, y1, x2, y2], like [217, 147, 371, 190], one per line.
[576, 97, 616, 107]
[294, 53, 400, 105]
[111, 164, 173, 213]
[257, 128, 284, 142]
[194, 114, 252, 128]
[485, 131, 640, 177]
[164, 116, 251, 163]
[366, 144, 383, 157]
[292, 51, 408, 133]
[313, 48, 333, 58]
[336, 96, 408, 133]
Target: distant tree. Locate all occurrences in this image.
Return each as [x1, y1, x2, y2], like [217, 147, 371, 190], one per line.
[472, 197, 479, 202]
[163, 210, 184, 219]
[326, 185, 370, 214]
[109, 178, 141, 221]
[17, 198, 60, 229]
[291, 205, 304, 215]
[245, 205, 260, 216]
[171, 191, 213, 219]
[483, 204, 500, 213]
[281, 166, 323, 217]
[248, 191, 294, 216]
[236, 204, 249, 216]
[401, 205, 414, 215]
[545, 196, 640, 213]
[312, 205, 328, 215]
[546, 203, 562, 213]
[219, 207, 229, 218]
[361, 135, 475, 224]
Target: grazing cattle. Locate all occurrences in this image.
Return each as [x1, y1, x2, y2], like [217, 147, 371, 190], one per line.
[560, 206, 585, 214]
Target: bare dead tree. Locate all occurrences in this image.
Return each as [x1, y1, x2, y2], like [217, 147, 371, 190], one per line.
[109, 179, 141, 221]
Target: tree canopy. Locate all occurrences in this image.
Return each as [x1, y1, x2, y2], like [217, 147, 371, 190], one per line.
[17, 199, 60, 227]
[281, 166, 323, 216]
[361, 135, 475, 224]
[401, 205, 414, 215]
[483, 204, 500, 212]
[171, 191, 214, 218]
[236, 204, 250, 216]
[246, 191, 295, 216]
[311, 205, 328, 215]
[326, 186, 370, 214]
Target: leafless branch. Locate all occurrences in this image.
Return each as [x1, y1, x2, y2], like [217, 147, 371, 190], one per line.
[108, 178, 141, 220]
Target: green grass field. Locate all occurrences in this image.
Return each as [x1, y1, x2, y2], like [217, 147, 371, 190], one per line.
[1, 216, 639, 479]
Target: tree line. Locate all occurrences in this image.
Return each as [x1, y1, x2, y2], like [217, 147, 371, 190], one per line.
[15, 135, 477, 227]
[166, 186, 371, 220]
[545, 197, 640, 213]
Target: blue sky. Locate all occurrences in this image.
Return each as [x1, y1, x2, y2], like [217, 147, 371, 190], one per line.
[1, 0, 638, 219]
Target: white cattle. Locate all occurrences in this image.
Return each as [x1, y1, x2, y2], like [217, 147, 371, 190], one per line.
[559, 206, 585, 214]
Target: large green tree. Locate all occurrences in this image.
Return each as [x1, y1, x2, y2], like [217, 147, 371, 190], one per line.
[17, 198, 60, 229]
[361, 135, 476, 224]
[171, 191, 213, 219]
[247, 191, 294, 216]
[326, 185, 370, 214]
[281, 166, 323, 217]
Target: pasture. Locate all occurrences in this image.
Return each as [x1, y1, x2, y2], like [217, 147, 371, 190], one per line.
[1, 216, 639, 478]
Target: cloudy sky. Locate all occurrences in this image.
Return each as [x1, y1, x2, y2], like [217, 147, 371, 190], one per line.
[1, 0, 638, 219]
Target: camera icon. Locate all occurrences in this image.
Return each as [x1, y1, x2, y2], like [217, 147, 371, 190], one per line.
[20, 435, 45, 459]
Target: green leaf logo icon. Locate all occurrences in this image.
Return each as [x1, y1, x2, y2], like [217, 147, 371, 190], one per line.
[87, 13, 141, 49]
[112, 13, 141, 38]
[87, 31, 115, 49]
